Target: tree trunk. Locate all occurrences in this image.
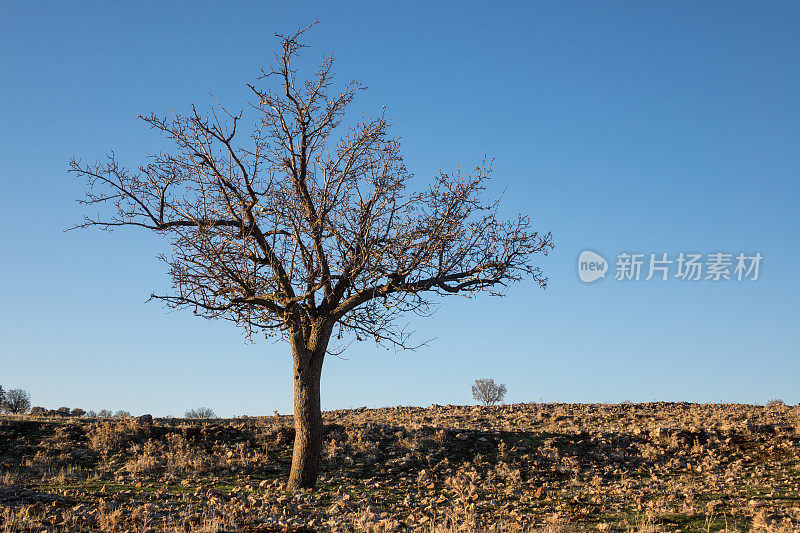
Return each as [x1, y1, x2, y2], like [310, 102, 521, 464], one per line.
[287, 326, 329, 490]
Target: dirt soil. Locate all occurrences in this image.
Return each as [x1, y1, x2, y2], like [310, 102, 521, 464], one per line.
[1, 402, 799, 532]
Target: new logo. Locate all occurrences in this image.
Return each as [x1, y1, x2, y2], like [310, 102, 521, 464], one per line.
[578, 250, 608, 283]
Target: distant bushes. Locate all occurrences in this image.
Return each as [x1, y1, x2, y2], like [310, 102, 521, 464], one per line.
[185, 407, 217, 419]
[28, 405, 88, 417]
[1, 387, 224, 420]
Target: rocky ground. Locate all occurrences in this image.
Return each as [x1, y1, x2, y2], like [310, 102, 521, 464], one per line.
[1, 402, 799, 532]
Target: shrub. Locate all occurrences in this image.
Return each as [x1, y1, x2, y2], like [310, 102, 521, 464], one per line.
[71, 408, 86, 417]
[471, 378, 507, 406]
[29, 406, 47, 416]
[125, 439, 160, 475]
[97, 409, 112, 418]
[88, 420, 131, 454]
[185, 407, 217, 419]
[86, 410, 97, 418]
[114, 410, 131, 418]
[56, 406, 71, 415]
[88, 417, 150, 454]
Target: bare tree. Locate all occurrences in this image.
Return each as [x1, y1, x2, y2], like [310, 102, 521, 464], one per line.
[69, 25, 553, 489]
[185, 407, 217, 419]
[4, 389, 31, 415]
[472, 378, 507, 406]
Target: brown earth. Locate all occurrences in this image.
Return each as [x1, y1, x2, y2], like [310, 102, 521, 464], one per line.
[1, 402, 799, 532]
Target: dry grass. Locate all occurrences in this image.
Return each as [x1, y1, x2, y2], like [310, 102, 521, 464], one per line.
[1, 402, 800, 531]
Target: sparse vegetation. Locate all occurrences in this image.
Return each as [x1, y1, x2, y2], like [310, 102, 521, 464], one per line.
[1, 402, 799, 531]
[472, 378, 507, 406]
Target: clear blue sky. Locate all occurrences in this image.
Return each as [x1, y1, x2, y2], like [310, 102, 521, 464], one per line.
[1, 2, 798, 416]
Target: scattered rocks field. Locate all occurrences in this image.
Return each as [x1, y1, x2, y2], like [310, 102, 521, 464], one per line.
[1, 402, 799, 532]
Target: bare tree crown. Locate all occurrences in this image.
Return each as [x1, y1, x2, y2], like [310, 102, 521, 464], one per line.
[3, 389, 31, 415]
[69, 26, 553, 351]
[472, 379, 507, 406]
[185, 407, 217, 419]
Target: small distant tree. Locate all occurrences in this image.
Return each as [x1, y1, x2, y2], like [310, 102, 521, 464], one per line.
[5, 389, 31, 414]
[0, 386, 5, 408]
[71, 408, 87, 417]
[114, 410, 131, 418]
[29, 406, 47, 416]
[86, 410, 97, 418]
[97, 409, 112, 418]
[185, 407, 216, 419]
[56, 406, 71, 415]
[472, 378, 507, 406]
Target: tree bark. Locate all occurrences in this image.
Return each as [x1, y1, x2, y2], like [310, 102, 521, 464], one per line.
[287, 326, 330, 490]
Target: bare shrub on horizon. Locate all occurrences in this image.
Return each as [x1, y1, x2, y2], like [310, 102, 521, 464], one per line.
[185, 407, 217, 419]
[472, 378, 507, 406]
